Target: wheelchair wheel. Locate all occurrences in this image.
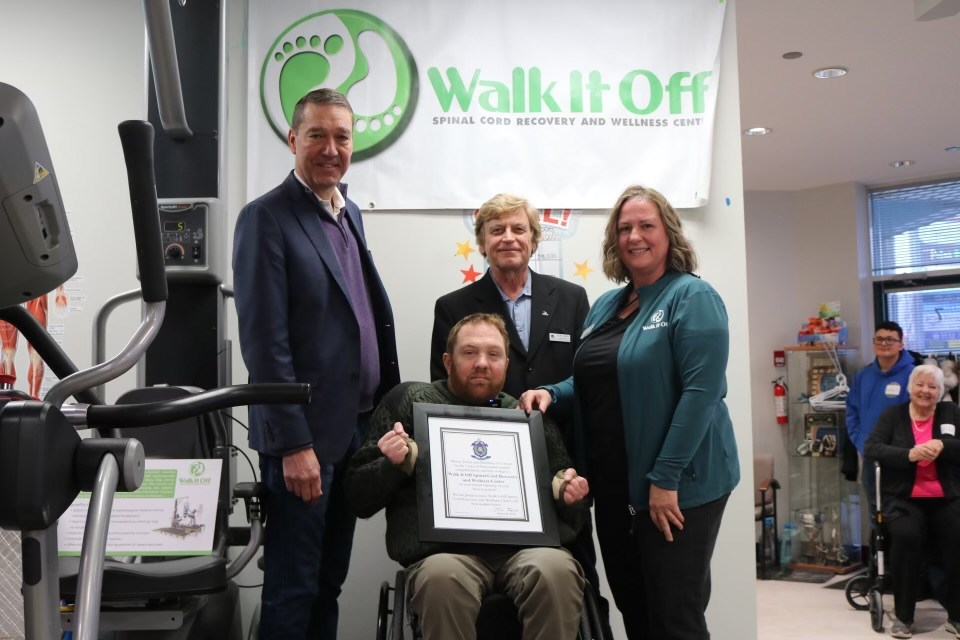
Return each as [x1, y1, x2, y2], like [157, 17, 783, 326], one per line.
[376, 580, 391, 640]
[845, 576, 870, 611]
[578, 607, 592, 640]
[581, 583, 603, 640]
[391, 569, 406, 640]
[869, 588, 884, 632]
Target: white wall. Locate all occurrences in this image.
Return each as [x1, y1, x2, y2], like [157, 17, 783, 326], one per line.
[0, 1, 147, 401]
[2, 2, 756, 639]
[745, 182, 869, 535]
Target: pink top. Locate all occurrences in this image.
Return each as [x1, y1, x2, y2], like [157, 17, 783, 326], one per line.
[911, 415, 944, 498]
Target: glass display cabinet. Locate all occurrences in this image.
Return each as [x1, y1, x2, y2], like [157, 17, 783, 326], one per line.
[784, 345, 862, 573]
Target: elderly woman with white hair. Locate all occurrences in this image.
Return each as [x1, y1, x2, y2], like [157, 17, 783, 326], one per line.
[866, 364, 960, 639]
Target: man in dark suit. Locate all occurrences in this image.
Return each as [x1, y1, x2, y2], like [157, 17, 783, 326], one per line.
[430, 194, 589, 398]
[232, 88, 399, 639]
[429, 194, 611, 634]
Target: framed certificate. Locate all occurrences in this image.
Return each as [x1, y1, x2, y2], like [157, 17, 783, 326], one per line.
[412, 402, 560, 547]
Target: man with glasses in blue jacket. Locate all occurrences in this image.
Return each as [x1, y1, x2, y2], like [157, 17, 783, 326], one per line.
[846, 320, 915, 512]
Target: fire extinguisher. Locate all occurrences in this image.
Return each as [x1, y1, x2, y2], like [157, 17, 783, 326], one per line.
[773, 377, 788, 425]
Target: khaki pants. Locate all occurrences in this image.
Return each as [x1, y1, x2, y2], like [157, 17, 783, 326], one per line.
[406, 548, 584, 640]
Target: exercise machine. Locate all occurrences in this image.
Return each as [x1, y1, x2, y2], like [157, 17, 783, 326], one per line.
[0, 81, 309, 640]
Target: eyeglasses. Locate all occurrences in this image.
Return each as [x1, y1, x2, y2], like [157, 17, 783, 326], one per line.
[873, 337, 902, 345]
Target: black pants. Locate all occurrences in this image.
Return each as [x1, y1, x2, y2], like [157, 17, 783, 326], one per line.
[888, 497, 960, 624]
[595, 490, 729, 640]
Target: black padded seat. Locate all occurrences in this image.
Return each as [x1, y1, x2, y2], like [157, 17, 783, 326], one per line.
[59, 555, 227, 600]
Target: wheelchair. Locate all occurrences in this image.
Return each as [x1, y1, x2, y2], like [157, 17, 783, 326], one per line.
[375, 568, 607, 640]
[844, 462, 947, 633]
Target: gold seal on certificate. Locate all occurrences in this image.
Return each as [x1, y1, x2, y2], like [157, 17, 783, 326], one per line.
[413, 403, 560, 547]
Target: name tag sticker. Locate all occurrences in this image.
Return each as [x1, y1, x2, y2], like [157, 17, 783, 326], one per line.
[942, 424, 956, 437]
[549, 332, 571, 343]
[884, 382, 901, 398]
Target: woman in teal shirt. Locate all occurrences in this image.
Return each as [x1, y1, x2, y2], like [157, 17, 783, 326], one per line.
[520, 185, 739, 640]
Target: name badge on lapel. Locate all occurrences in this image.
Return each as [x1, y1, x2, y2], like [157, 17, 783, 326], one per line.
[942, 424, 956, 437]
[549, 333, 571, 343]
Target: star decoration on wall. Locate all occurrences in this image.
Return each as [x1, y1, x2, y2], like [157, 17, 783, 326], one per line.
[573, 260, 593, 281]
[460, 264, 481, 283]
[455, 241, 476, 260]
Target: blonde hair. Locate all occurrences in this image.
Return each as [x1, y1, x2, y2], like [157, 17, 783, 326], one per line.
[601, 185, 698, 283]
[474, 193, 541, 251]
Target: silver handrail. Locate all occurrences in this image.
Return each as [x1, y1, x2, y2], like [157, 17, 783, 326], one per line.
[143, 0, 192, 139]
[73, 455, 120, 640]
[45, 301, 165, 408]
[91, 288, 141, 399]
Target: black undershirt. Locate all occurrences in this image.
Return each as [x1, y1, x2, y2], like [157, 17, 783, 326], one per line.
[574, 308, 637, 494]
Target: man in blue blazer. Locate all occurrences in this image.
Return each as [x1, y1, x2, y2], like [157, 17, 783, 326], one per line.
[233, 88, 399, 639]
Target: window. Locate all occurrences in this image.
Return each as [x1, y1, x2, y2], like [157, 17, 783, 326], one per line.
[870, 178, 960, 353]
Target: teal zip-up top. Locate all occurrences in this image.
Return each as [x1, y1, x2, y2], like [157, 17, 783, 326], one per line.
[543, 270, 740, 510]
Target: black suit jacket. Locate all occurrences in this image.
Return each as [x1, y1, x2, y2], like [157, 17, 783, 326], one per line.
[430, 270, 589, 398]
[232, 172, 400, 462]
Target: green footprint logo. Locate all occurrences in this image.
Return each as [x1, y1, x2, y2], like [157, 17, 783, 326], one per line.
[260, 10, 419, 161]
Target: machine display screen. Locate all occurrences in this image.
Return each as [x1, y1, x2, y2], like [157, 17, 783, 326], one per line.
[163, 221, 186, 232]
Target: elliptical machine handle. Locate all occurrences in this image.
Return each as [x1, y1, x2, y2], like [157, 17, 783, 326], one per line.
[117, 120, 167, 304]
[85, 383, 312, 427]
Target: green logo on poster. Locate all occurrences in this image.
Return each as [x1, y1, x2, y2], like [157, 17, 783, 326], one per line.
[260, 10, 419, 160]
[190, 461, 206, 477]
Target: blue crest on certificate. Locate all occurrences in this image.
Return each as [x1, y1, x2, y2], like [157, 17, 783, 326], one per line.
[471, 439, 491, 460]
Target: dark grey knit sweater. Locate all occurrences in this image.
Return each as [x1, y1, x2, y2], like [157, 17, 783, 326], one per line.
[344, 380, 586, 567]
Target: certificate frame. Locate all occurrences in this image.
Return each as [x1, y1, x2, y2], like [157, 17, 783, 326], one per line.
[412, 402, 560, 547]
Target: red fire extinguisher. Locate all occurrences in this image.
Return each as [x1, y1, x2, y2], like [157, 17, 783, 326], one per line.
[773, 377, 788, 425]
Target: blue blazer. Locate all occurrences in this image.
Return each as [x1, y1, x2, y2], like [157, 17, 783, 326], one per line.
[232, 172, 400, 462]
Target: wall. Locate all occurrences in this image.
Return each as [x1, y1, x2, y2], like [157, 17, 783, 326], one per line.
[745, 182, 869, 533]
[1, 2, 756, 639]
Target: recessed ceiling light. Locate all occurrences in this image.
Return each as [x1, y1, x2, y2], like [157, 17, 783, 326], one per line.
[946, 146, 960, 153]
[889, 160, 915, 168]
[782, 51, 803, 60]
[813, 67, 848, 79]
[744, 127, 772, 136]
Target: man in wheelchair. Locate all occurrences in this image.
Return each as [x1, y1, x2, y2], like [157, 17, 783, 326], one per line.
[345, 313, 590, 640]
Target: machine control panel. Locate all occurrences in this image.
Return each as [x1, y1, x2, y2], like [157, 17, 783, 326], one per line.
[159, 202, 207, 269]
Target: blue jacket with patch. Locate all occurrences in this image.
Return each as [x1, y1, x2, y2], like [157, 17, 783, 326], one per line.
[544, 270, 740, 510]
[846, 350, 914, 454]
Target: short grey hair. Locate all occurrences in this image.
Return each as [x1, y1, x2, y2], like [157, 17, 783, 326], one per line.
[908, 364, 945, 401]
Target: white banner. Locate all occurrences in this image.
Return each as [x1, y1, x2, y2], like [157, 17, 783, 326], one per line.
[247, 1, 726, 210]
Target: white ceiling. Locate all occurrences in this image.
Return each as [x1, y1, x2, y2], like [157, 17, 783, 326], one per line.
[736, 0, 960, 192]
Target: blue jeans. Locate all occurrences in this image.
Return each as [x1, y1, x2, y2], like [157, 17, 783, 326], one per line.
[258, 420, 364, 639]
